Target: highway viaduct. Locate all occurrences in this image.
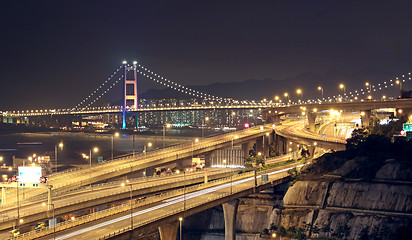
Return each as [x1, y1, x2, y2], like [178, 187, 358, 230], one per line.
[263, 98, 412, 132]
[2, 119, 350, 239]
[15, 163, 300, 240]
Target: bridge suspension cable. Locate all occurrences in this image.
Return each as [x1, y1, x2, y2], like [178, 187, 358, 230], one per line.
[303, 72, 411, 104]
[73, 65, 123, 110]
[135, 63, 230, 102]
[83, 74, 125, 110]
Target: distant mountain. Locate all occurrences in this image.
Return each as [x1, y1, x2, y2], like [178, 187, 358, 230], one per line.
[140, 70, 398, 101]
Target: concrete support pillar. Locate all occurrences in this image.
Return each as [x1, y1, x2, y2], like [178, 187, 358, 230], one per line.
[205, 151, 216, 167]
[241, 140, 255, 158]
[307, 112, 317, 132]
[158, 221, 179, 240]
[222, 199, 239, 240]
[256, 137, 263, 155]
[47, 185, 53, 211]
[360, 110, 371, 127]
[308, 147, 316, 157]
[275, 134, 287, 155]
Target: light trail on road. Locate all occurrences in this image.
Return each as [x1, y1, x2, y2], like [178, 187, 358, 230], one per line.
[52, 164, 303, 240]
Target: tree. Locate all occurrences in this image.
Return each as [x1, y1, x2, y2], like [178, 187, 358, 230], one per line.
[346, 128, 369, 151]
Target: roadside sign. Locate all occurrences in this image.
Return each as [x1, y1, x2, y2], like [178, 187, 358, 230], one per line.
[403, 123, 412, 132]
[407, 132, 412, 141]
[322, 134, 326, 138]
[98, 156, 103, 162]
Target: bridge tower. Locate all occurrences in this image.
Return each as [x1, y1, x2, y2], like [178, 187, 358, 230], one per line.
[122, 61, 139, 129]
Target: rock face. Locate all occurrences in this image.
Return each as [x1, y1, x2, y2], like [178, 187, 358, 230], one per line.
[183, 158, 412, 240]
[283, 181, 326, 206]
[327, 182, 412, 212]
[277, 158, 412, 239]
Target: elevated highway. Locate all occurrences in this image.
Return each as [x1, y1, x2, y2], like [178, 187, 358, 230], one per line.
[2, 125, 273, 207]
[0, 169, 233, 232]
[14, 162, 303, 240]
[274, 121, 346, 151]
[264, 98, 412, 130]
[264, 98, 412, 115]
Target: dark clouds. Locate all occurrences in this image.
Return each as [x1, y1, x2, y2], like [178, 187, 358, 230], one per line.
[0, 0, 411, 109]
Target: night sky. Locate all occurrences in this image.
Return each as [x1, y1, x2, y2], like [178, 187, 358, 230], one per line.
[1, 0, 411, 110]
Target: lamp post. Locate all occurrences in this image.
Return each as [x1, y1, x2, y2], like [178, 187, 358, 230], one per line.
[111, 132, 119, 161]
[179, 217, 183, 240]
[202, 117, 209, 138]
[230, 112, 236, 128]
[317, 86, 323, 100]
[274, 96, 279, 106]
[54, 142, 63, 174]
[339, 84, 345, 98]
[231, 135, 238, 165]
[163, 123, 171, 148]
[89, 147, 98, 187]
[284, 92, 289, 104]
[144, 142, 152, 156]
[296, 89, 302, 103]
[396, 79, 403, 97]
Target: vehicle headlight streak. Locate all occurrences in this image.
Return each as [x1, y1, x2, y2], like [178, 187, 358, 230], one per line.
[53, 164, 304, 240]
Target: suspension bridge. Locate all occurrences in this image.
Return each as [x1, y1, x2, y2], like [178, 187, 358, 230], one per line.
[1, 60, 411, 129]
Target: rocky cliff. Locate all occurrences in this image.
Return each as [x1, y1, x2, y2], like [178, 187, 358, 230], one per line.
[276, 156, 412, 240]
[184, 155, 412, 240]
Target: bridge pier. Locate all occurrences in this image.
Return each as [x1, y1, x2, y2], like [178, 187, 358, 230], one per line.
[274, 134, 287, 155]
[222, 199, 239, 240]
[308, 146, 316, 157]
[158, 221, 179, 240]
[307, 112, 318, 132]
[255, 135, 270, 157]
[242, 140, 255, 158]
[360, 110, 371, 127]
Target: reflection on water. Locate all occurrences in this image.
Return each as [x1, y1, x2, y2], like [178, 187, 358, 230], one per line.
[0, 130, 203, 166]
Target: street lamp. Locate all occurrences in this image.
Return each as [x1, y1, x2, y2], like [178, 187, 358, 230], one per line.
[144, 142, 152, 156]
[274, 96, 280, 106]
[179, 217, 183, 240]
[339, 84, 345, 98]
[317, 86, 323, 100]
[89, 147, 98, 187]
[296, 89, 302, 103]
[396, 79, 403, 97]
[111, 132, 119, 161]
[284, 92, 289, 104]
[231, 135, 239, 165]
[230, 112, 236, 128]
[202, 117, 209, 138]
[163, 123, 171, 148]
[54, 142, 63, 174]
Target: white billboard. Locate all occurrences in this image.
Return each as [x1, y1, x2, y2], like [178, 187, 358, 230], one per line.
[18, 166, 42, 183]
